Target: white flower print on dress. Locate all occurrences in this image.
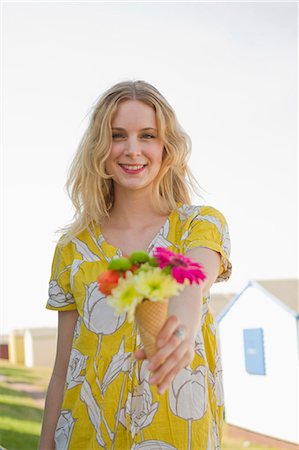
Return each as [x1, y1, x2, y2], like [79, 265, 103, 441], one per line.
[135, 325, 141, 347]
[212, 418, 220, 450]
[131, 440, 177, 449]
[73, 315, 82, 340]
[83, 282, 126, 335]
[139, 359, 151, 383]
[87, 227, 113, 262]
[201, 302, 210, 327]
[192, 212, 223, 236]
[177, 204, 200, 221]
[214, 355, 224, 407]
[206, 425, 213, 450]
[194, 328, 207, 361]
[118, 379, 159, 440]
[80, 378, 105, 447]
[147, 219, 175, 254]
[97, 233, 105, 247]
[168, 366, 208, 450]
[221, 222, 231, 258]
[217, 222, 232, 282]
[70, 237, 103, 284]
[72, 237, 100, 262]
[54, 410, 76, 450]
[101, 337, 131, 395]
[48, 280, 75, 308]
[66, 349, 88, 390]
[70, 259, 84, 289]
[169, 366, 207, 420]
[209, 323, 216, 335]
[82, 281, 127, 403]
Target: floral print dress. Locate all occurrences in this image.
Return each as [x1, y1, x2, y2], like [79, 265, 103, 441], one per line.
[46, 203, 232, 450]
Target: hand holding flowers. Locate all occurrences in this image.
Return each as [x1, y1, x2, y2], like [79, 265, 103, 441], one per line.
[97, 247, 206, 393]
[134, 283, 205, 394]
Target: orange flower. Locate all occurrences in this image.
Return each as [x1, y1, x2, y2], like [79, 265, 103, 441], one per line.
[97, 270, 123, 296]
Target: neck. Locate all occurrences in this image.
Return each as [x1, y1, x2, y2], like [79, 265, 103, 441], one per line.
[107, 187, 168, 228]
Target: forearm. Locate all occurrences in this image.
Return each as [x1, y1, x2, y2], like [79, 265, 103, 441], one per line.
[39, 372, 66, 450]
[167, 283, 203, 344]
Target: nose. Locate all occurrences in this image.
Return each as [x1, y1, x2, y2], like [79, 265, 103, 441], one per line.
[124, 136, 141, 157]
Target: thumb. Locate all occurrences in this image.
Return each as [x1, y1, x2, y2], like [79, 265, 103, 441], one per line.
[133, 348, 147, 360]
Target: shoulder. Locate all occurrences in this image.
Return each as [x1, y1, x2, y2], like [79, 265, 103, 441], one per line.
[54, 225, 94, 259]
[175, 203, 228, 227]
[177, 204, 232, 270]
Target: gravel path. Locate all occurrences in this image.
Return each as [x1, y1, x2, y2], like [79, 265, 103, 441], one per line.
[0, 374, 46, 409]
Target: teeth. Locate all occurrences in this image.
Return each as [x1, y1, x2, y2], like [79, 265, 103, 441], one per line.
[121, 164, 144, 170]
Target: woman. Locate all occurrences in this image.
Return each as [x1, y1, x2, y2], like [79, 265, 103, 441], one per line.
[39, 80, 232, 449]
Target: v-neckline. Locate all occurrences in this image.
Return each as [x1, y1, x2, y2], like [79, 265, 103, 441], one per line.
[97, 208, 176, 256]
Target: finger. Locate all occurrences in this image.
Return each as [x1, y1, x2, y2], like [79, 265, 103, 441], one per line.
[133, 348, 146, 360]
[157, 351, 192, 394]
[149, 323, 188, 371]
[155, 315, 181, 349]
[149, 340, 189, 386]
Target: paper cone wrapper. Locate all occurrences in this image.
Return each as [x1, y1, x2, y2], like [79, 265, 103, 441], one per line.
[135, 299, 168, 359]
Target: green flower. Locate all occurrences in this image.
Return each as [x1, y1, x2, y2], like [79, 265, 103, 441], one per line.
[107, 272, 143, 323]
[129, 250, 150, 265]
[134, 267, 183, 301]
[108, 257, 132, 271]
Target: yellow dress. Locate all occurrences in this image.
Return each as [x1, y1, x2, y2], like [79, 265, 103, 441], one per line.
[46, 203, 232, 450]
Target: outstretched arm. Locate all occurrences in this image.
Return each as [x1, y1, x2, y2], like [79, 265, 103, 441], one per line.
[134, 246, 221, 394]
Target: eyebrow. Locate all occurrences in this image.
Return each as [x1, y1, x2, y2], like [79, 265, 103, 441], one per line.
[111, 127, 158, 132]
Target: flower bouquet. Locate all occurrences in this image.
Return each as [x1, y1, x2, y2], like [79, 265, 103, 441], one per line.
[97, 247, 206, 359]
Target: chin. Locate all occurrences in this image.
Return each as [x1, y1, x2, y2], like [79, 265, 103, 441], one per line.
[114, 180, 153, 191]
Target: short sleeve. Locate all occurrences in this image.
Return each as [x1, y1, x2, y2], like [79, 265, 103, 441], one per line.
[182, 205, 232, 283]
[46, 237, 77, 311]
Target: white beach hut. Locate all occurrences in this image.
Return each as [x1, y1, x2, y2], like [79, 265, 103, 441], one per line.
[216, 279, 299, 446]
[23, 327, 57, 368]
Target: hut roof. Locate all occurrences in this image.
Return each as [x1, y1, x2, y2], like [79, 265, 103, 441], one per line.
[210, 278, 299, 319]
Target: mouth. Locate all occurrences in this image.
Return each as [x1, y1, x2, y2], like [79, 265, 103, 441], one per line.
[118, 163, 147, 174]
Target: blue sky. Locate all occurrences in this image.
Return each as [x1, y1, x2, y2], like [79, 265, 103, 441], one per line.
[1, 2, 297, 334]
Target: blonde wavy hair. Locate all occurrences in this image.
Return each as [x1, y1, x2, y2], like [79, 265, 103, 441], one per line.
[58, 80, 203, 245]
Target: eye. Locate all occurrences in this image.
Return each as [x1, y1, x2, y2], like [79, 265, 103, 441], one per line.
[112, 133, 126, 140]
[141, 133, 156, 139]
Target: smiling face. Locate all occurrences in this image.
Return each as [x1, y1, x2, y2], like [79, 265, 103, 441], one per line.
[105, 100, 165, 195]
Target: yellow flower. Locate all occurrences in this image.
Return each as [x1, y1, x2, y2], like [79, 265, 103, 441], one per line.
[134, 267, 183, 301]
[107, 272, 143, 323]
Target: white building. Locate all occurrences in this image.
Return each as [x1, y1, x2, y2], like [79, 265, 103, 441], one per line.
[8, 327, 57, 367]
[24, 327, 57, 367]
[215, 279, 299, 445]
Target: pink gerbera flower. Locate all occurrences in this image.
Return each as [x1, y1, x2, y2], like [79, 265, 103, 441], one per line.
[153, 247, 206, 285]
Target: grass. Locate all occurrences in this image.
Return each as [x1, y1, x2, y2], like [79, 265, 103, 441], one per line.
[0, 362, 51, 389]
[0, 359, 51, 450]
[0, 359, 285, 450]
